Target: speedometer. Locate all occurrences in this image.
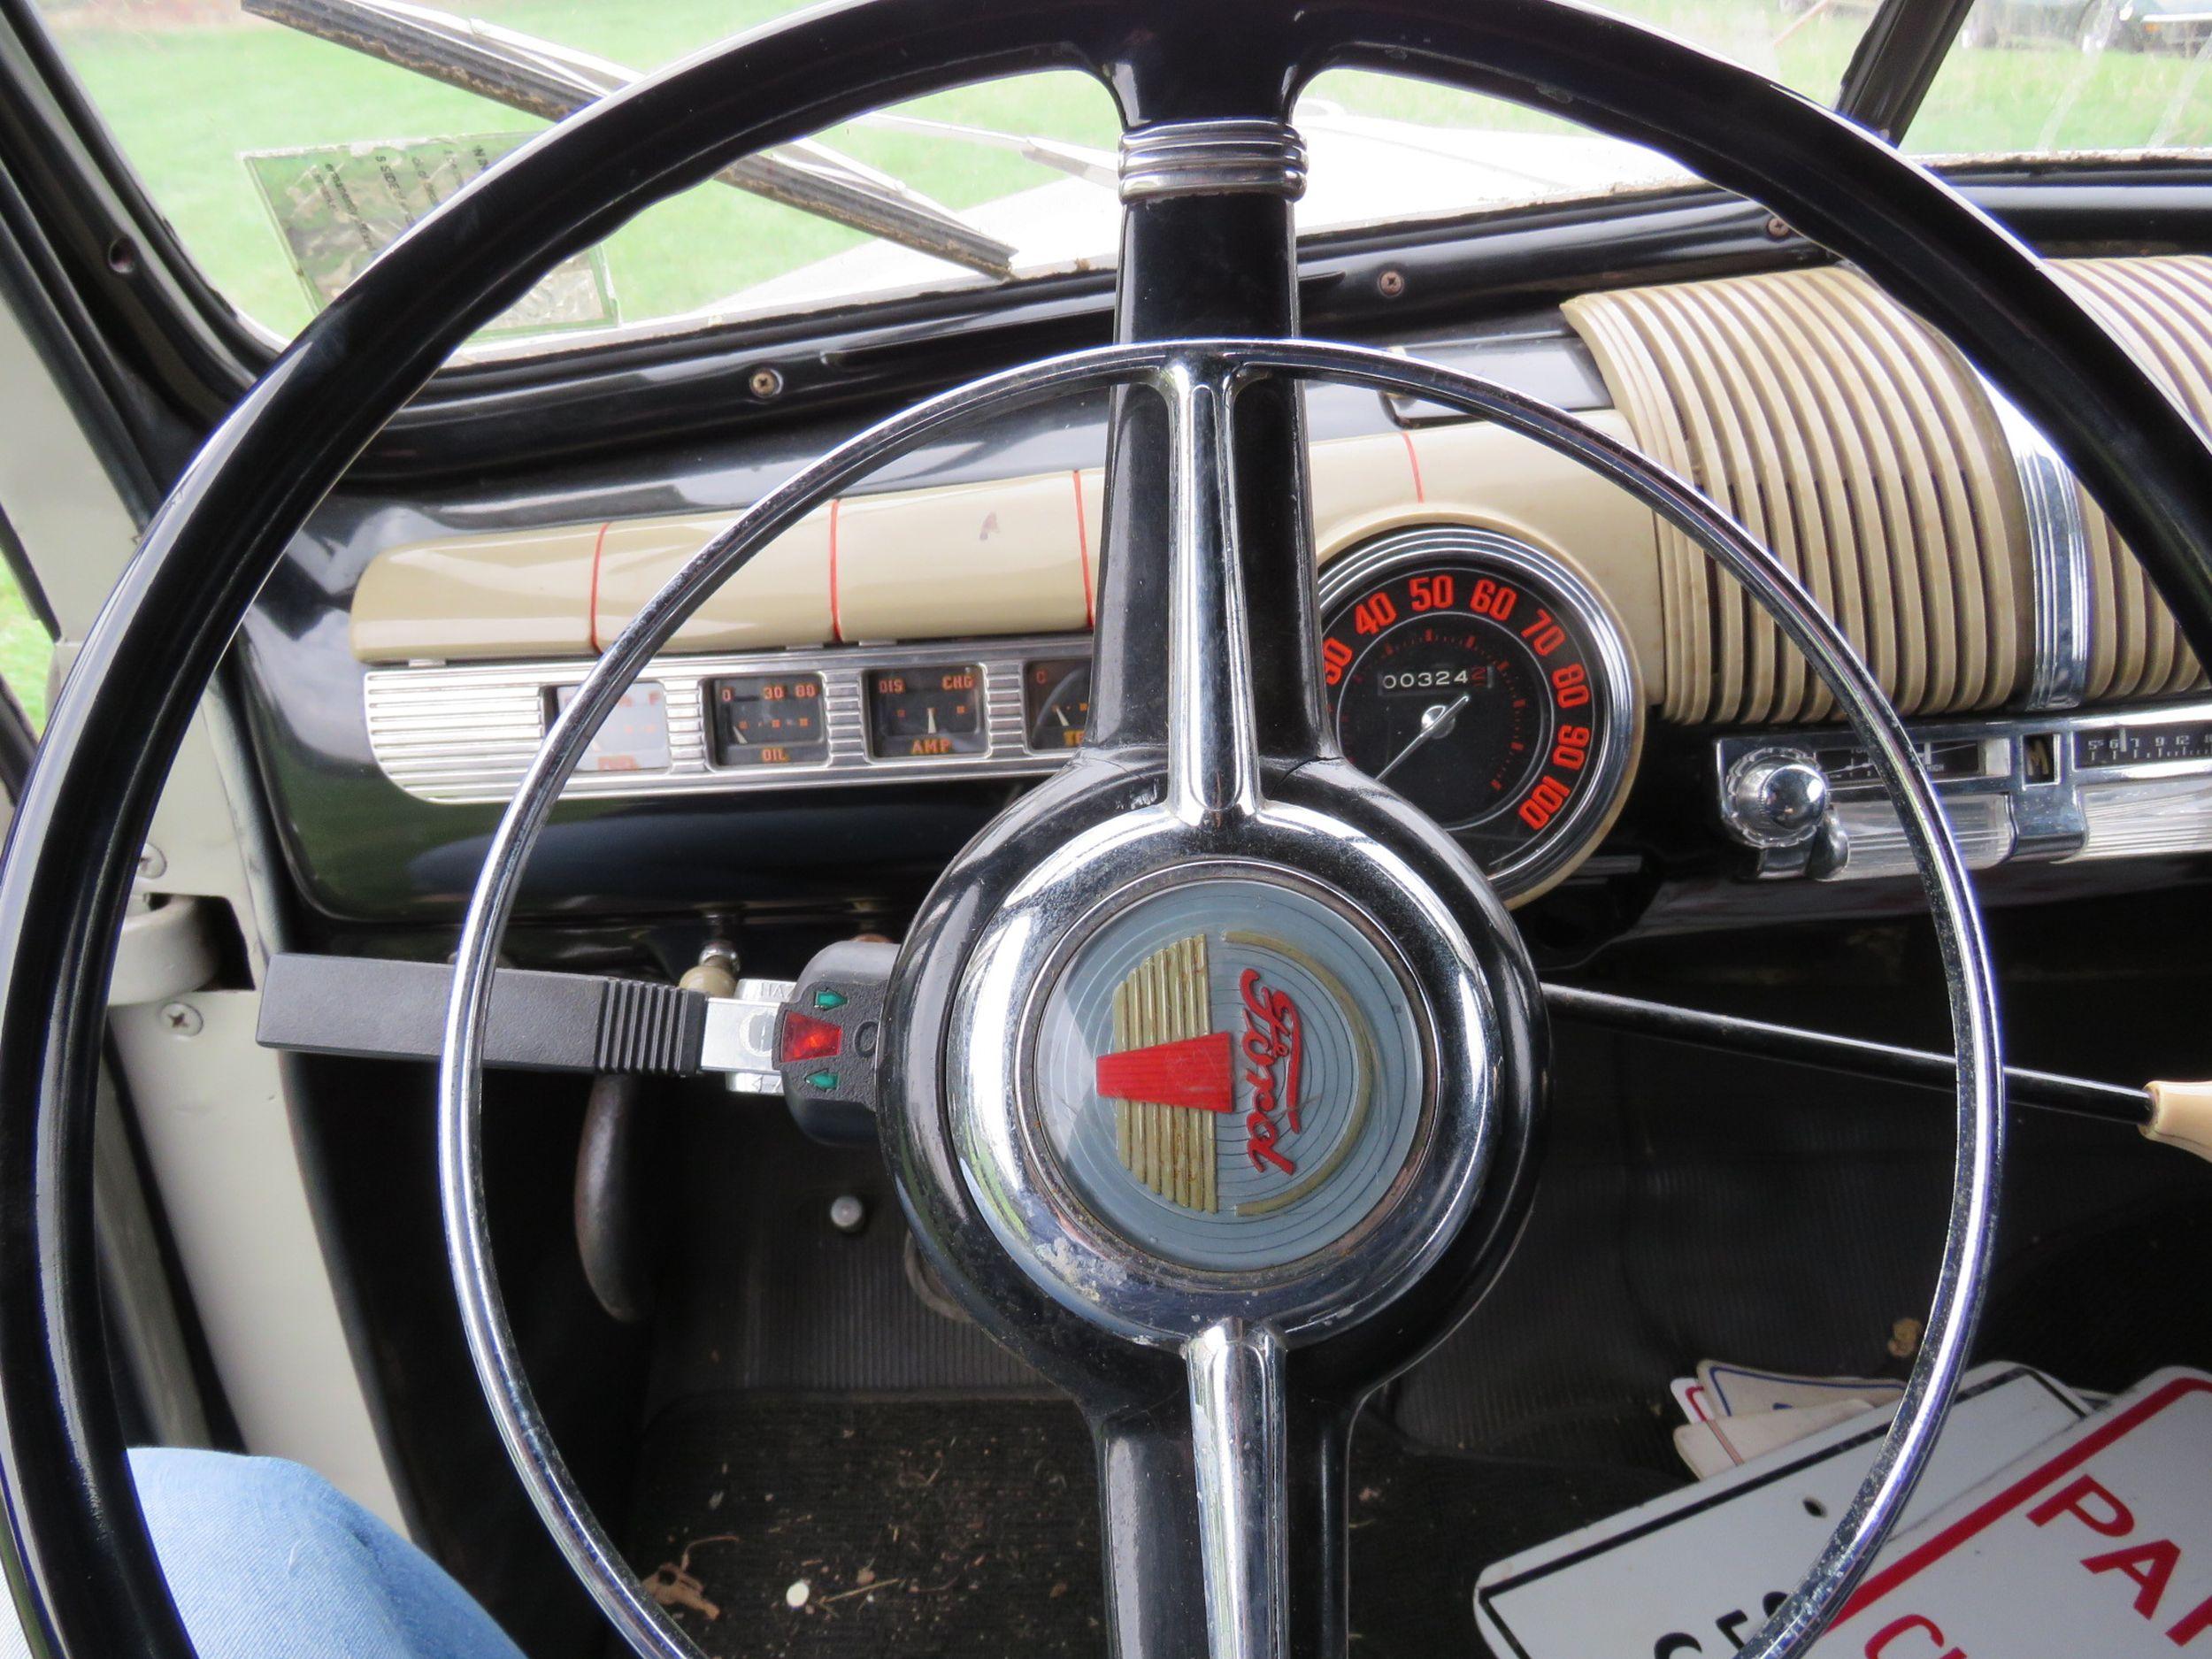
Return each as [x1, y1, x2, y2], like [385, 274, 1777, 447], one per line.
[1319, 526, 1640, 902]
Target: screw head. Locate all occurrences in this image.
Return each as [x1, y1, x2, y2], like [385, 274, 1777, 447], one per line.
[159, 1002, 203, 1037]
[1376, 267, 1407, 299]
[1765, 214, 1793, 241]
[828, 1194, 867, 1235]
[136, 845, 167, 880]
[748, 365, 785, 399]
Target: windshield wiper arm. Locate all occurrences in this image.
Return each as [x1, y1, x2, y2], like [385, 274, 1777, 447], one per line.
[242, 0, 1018, 279]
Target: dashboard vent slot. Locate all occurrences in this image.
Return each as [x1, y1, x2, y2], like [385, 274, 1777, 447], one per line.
[1566, 257, 2210, 724]
[1566, 268, 2026, 725]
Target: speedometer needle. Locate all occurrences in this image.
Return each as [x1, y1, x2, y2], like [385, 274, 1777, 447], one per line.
[1374, 693, 1471, 783]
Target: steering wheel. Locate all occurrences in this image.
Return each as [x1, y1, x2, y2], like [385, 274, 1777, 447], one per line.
[6, 3, 2212, 1658]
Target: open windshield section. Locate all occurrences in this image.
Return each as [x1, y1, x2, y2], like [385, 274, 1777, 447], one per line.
[31, 0, 2212, 357]
[1912, 0, 2212, 154]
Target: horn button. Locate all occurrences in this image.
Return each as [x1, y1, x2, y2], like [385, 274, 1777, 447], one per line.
[1033, 875, 1432, 1274]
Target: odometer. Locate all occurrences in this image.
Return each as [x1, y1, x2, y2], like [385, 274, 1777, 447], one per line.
[1319, 526, 1640, 902]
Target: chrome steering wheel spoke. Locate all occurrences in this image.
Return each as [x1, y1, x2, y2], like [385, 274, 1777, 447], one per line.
[1161, 355, 1266, 826]
[1186, 1318, 1291, 1659]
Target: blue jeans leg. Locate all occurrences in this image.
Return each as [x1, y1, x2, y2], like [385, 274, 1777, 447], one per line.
[102, 1447, 529, 1659]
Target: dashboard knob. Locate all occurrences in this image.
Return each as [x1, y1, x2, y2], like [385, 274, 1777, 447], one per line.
[1725, 751, 1831, 848]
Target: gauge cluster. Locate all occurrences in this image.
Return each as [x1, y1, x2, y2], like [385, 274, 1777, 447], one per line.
[365, 528, 1646, 900]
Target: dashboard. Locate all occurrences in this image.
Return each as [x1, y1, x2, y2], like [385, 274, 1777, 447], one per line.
[242, 253, 2212, 926]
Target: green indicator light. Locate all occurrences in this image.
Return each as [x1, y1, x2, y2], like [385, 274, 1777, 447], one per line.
[804, 1069, 838, 1091]
[813, 988, 849, 1010]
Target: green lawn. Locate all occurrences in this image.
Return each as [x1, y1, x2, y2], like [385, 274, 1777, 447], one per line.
[34, 0, 2212, 345]
[0, 570, 53, 730]
[52, 0, 1126, 334]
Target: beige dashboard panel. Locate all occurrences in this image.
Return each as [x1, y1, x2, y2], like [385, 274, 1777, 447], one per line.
[835, 472, 1090, 641]
[350, 524, 597, 662]
[349, 421, 1646, 668]
[593, 507, 834, 652]
[1076, 466, 1105, 565]
[1309, 432, 1421, 526]
[1072, 434, 1417, 577]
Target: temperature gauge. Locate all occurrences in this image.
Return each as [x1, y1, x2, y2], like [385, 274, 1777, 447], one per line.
[710, 673, 827, 767]
[868, 665, 986, 758]
[1024, 657, 1091, 751]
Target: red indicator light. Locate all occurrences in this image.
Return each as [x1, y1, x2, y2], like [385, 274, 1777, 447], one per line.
[780, 1012, 842, 1064]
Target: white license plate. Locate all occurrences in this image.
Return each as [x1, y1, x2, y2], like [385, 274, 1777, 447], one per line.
[1816, 1367, 2212, 1657]
[1475, 1363, 2087, 1658]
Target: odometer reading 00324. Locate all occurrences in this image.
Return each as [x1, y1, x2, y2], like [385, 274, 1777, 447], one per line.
[1319, 526, 1640, 901]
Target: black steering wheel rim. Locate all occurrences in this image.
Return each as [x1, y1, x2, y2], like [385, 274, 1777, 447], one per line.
[4, 3, 2211, 1657]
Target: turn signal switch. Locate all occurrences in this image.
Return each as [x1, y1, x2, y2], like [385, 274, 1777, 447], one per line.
[772, 940, 896, 1145]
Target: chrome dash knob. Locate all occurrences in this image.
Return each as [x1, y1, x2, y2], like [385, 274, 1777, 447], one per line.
[1725, 750, 1830, 848]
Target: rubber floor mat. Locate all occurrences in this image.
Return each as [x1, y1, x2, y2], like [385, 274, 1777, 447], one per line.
[623, 1394, 1678, 1658]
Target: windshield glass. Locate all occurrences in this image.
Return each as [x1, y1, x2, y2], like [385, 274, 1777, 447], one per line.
[35, 0, 2212, 357]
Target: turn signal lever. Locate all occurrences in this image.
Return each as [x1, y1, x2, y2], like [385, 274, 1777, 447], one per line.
[254, 944, 896, 1143]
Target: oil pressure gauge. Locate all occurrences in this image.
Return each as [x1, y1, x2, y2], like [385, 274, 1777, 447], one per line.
[1318, 526, 1641, 902]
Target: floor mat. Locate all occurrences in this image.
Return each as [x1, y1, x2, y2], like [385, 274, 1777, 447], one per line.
[623, 1394, 1678, 1658]
[627, 1395, 1102, 1658]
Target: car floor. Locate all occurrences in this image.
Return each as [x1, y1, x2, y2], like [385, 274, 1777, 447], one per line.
[618, 1012, 2212, 1656]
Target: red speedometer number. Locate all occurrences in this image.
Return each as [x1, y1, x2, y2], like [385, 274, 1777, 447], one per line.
[1517, 774, 1574, 831]
[1323, 636, 1354, 687]
[1520, 608, 1568, 656]
[1468, 578, 1517, 620]
[1353, 594, 1399, 634]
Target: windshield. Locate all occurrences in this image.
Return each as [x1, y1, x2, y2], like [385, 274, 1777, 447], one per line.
[35, 0, 2212, 357]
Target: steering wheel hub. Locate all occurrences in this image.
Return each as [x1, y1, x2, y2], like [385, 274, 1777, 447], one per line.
[1033, 871, 1432, 1267]
[950, 816, 1499, 1340]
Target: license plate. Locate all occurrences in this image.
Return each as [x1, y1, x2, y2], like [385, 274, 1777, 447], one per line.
[1816, 1367, 2212, 1656]
[1474, 1363, 2087, 1658]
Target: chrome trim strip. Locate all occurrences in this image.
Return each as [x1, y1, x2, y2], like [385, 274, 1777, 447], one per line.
[1985, 380, 2092, 711]
[1715, 695, 2212, 878]
[1118, 119, 1308, 202]
[363, 634, 1081, 804]
[1187, 1319, 1288, 1659]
